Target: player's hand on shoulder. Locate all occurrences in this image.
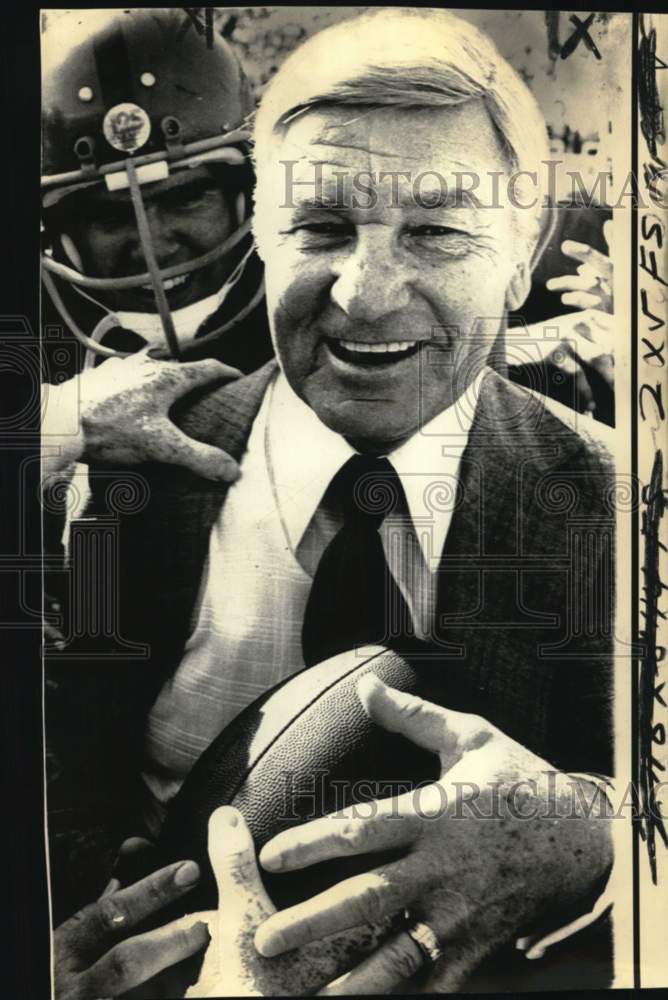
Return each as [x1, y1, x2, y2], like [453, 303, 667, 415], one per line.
[43, 351, 242, 482]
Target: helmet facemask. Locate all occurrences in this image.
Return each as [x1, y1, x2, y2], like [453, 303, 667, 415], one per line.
[41, 9, 264, 362]
[42, 139, 262, 360]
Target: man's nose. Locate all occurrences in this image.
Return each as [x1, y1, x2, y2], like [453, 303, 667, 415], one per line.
[138, 203, 181, 264]
[330, 230, 412, 322]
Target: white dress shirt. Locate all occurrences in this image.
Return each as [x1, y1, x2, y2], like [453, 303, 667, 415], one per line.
[140, 366, 611, 958]
[142, 367, 483, 818]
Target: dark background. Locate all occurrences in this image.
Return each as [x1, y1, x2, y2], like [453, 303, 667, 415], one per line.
[1, 0, 48, 997]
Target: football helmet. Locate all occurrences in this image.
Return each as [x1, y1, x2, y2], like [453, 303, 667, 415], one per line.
[41, 9, 263, 361]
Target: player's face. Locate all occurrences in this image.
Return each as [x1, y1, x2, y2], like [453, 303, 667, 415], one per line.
[256, 102, 531, 452]
[60, 165, 233, 312]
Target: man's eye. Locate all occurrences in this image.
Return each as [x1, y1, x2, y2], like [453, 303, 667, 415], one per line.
[410, 225, 459, 237]
[407, 225, 473, 257]
[289, 221, 354, 249]
[168, 188, 210, 209]
[88, 203, 133, 228]
[158, 183, 220, 212]
[296, 222, 352, 236]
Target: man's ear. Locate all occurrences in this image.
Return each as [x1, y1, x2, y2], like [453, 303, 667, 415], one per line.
[251, 214, 266, 263]
[250, 185, 267, 263]
[505, 260, 531, 311]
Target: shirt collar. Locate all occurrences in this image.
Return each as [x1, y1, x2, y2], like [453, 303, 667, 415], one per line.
[90, 277, 234, 349]
[267, 368, 487, 563]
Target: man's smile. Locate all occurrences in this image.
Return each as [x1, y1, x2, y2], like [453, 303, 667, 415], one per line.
[141, 274, 189, 293]
[129, 266, 220, 312]
[134, 272, 197, 309]
[261, 99, 520, 444]
[322, 336, 423, 372]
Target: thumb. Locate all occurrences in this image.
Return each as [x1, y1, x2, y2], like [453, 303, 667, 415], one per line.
[207, 807, 276, 921]
[357, 675, 491, 769]
[155, 424, 241, 483]
[159, 358, 243, 403]
[187, 809, 276, 998]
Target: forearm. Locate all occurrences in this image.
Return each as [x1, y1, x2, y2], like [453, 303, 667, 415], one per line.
[41, 379, 85, 483]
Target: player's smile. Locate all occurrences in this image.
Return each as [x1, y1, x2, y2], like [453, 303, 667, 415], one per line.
[59, 164, 233, 314]
[134, 266, 218, 313]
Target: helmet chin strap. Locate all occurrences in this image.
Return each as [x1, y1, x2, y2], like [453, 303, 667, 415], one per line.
[45, 166, 258, 362]
[81, 291, 224, 370]
[80, 241, 256, 363]
[115, 262, 248, 345]
[111, 187, 253, 347]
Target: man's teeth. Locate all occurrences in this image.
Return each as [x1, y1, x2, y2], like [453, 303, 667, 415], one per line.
[339, 340, 418, 353]
[141, 275, 188, 291]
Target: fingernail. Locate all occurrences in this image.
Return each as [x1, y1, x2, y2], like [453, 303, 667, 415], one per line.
[357, 673, 382, 697]
[255, 923, 286, 958]
[216, 806, 239, 828]
[215, 466, 240, 484]
[210, 806, 249, 856]
[259, 845, 282, 871]
[179, 919, 211, 951]
[174, 860, 200, 887]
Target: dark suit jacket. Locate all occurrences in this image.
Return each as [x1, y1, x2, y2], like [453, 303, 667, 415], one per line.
[45, 363, 616, 982]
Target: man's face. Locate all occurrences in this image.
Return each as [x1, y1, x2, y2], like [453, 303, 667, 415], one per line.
[59, 164, 233, 312]
[255, 102, 531, 451]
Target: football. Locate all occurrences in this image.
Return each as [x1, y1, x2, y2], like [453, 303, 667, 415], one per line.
[156, 645, 446, 915]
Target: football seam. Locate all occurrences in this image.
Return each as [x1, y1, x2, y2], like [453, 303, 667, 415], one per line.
[225, 648, 392, 807]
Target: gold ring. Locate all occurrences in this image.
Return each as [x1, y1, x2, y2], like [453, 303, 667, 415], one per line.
[405, 920, 443, 965]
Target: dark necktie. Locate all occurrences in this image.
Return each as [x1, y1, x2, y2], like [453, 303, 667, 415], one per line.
[301, 454, 414, 667]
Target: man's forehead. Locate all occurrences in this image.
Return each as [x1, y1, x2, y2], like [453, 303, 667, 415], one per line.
[276, 102, 510, 176]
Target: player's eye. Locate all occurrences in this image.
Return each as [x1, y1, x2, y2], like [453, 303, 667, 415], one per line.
[88, 201, 134, 229]
[166, 184, 213, 209]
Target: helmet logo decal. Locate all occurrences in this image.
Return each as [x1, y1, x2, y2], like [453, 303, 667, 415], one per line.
[103, 102, 151, 153]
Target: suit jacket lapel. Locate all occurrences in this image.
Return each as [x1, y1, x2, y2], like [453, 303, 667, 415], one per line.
[175, 360, 279, 462]
[436, 369, 580, 613]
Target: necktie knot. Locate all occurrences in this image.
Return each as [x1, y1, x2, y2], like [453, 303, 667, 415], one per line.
[334, 454, 402, 528]
[302, 451, 414, 665]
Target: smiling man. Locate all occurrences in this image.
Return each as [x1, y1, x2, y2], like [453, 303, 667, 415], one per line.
[48, 8, 616, 997]
[254, 100, 532, 450]
[51, 163, 236, 316]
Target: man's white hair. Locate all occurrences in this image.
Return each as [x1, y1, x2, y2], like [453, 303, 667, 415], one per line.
[254, 7, 554, 263]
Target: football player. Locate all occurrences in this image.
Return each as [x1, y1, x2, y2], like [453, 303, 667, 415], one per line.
[41, 8, 271, 515]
